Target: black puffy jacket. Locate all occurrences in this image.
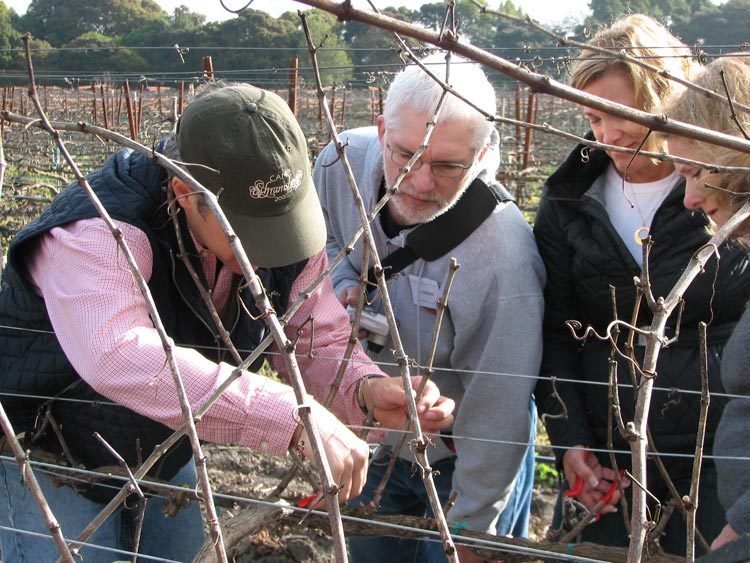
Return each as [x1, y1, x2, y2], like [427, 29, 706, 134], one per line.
[534, 142, 750, 471]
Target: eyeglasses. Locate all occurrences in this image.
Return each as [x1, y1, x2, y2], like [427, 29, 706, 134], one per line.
[386, 143, 473, 179]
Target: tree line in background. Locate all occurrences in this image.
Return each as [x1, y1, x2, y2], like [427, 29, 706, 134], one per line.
[0, 0, 748, 89]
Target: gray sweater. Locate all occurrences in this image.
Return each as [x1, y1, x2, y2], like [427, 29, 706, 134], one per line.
[714, 303, 750, 535]
[313, 126, 545, 534]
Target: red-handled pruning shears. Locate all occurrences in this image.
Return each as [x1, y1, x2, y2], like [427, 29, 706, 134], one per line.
[601, 470, 626, 505]
[563, 445, 624, 521]
[563, 446, 589, 498]
[298, 494, 319, 508]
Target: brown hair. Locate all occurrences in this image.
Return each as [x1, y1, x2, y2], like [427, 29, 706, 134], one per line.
[662, 55, 750, 234]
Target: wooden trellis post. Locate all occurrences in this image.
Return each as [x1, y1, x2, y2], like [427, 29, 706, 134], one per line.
[100, 84, 109, 132]
[339, 88, 347, 128]
[202, 56, 214, 80]
[123, 79, 138, 141]
[178, 81, 185, 115]
[91, 83, 98, 125]
[137, 82, 145, 136]
[288, 57, 299, 115]
[521, 90, 537, 171]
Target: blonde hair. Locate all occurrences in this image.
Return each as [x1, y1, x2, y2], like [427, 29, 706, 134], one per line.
[571, 14, 696, 111]
[663, 54, 750, 234]
[570, 14, 697, 156]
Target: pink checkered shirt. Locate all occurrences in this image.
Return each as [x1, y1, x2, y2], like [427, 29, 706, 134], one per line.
[28, 218, 383, 455]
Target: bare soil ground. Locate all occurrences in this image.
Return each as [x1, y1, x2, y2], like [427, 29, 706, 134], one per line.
[204, 443, 558, 563]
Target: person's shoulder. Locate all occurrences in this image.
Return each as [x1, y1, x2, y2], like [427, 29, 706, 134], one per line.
[447, 210, 531, 269]
[337, 126, 379, 149]
[485, 200, 533, 237]
[316, 126, 379, 167]
[458, 204, 543, 276]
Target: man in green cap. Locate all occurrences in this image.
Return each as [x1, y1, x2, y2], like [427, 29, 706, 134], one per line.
[0, 82, 455, 563]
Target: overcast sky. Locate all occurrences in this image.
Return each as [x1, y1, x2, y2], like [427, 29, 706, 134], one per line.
[4, 0, 592, 27]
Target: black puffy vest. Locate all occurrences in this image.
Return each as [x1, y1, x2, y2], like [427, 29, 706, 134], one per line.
[0, 142, 306, 498]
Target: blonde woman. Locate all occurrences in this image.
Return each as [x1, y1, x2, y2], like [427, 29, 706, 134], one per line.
[664, 54, 750, 554]
[534, 15, 750, 553]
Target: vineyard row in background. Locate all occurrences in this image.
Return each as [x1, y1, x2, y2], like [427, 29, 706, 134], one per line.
[0, 78, 585, 251]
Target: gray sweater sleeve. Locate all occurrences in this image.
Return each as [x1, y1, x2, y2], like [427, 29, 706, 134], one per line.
[715, 306, 750, 535]
[446, 204, 545, 533]
[313, 128, 383, 295]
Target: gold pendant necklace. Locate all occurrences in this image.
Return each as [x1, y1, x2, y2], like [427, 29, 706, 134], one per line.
[634, 225, 650, 246]
[629, 186, 650, 246]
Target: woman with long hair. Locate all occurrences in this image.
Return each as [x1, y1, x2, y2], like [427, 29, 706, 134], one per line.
[534, 15, 750, 554]
[663, 54, 750, 553]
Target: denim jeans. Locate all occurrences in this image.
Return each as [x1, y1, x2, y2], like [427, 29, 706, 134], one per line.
[347, 400, 537, 563]
[0, 456, 204, 562]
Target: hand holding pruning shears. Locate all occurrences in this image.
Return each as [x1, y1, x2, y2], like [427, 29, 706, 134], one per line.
[562, 445, 629, 517]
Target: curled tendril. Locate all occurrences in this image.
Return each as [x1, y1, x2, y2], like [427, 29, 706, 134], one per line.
[691, 40, 708, 65]
[237, 284, 272, 322]
[580, 146, 590, 163]
[173, 43, 188, 64]
[568, 319, 661, 379]
[555, 57, 571, 75]
[540, 375, 568, 425]
[565, 319, 607, 341]
[165, 198, 180, 218]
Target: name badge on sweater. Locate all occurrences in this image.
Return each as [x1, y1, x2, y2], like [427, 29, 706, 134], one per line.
[409, 275, 441, 310]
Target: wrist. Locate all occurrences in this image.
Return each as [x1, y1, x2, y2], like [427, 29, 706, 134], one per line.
[355, 375, 379, 415]
[289, 396, 315, 450]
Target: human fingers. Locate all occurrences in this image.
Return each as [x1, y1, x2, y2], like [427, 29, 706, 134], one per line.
[337, 285, 361, 308]
[599, 472, 624, 507]
[597, 504, 618, 515]
[365, 376, 398, 404]
[594, 468, 628, 493]
[711, 523, 740, 551]
[581, 449, 623, 495]
[300, 407, 369, 502]
[410, 377, 454, 421]
[366, 377, 448, 428]
[324, 426, 368, 502]
[595, 465, 620, 483]
[349, 439, 368, 499]
[561, 450, 600, 510]
[419, 395, 455, 432]
[411, 375, 437, 408]
[563, 447, 599, 490]
[571, 479, 618, 512]
[576, 490, 607, 512]
[586, 469, 629, 515]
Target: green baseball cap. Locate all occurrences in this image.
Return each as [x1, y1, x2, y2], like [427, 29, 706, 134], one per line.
[176, 84, 325, 268]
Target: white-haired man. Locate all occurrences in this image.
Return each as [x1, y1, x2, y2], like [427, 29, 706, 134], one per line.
[314, 54, 545, 563]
